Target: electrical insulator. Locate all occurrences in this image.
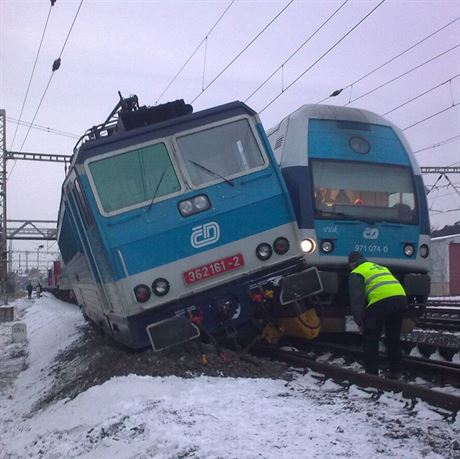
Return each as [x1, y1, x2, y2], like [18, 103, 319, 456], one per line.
[52, 58, 61, 72]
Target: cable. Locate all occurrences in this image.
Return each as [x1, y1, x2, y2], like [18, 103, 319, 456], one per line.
[382, 74, 460, 116]
[6, 116, 79, 139]
[259, 0, 386, 114]
[9, 1, 55, 150]
[16, 0, 84, 154]
[191, 0, 295, 104]
[317, 17, 459, 104]
[429, 207, 460, 215]
[244, 0, 348, 104]
[345, 44, 459, 106]
[413, 135, 460, 154]
[402, 102, 459, 131]
[156, 0, 235, 104]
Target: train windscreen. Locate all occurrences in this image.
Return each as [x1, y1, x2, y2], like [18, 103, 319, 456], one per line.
[311, 160, 417, 224]
[88, 142, 181, 213]
[176, 119, 266, 187]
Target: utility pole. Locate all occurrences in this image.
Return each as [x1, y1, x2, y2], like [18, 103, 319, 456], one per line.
[0, 110, 8, 304]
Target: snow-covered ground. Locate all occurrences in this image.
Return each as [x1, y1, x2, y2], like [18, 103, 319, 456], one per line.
[0, 295, 459, 459]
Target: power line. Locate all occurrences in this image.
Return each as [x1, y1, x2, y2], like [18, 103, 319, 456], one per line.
[156, 0, 235, 104]
[318, 17, 459, 104]
[244, 0, 349, 104]
[402, 102, 459, 131]
[414, 135, 460, 154]
[17, 0, 84, 154]
[10, 1, 56, 150]
[382, 74, 460, 116]
[259, 0, 386, 114]
[429, 207, 460, 215]
[191, 0, 295, 104]
[6, 117, 79, 139]
[344, 44, 459, 106]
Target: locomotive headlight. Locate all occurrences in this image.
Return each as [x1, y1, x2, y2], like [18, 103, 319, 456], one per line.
[419, 244, 429, 258]
[403, 244, 415, 257]
[349, 136, 370, 154]
[152, 278, 170, 296]
[256, 243, 273, 261]
[179, 200, 194, 216]
[320, 240, 334, 253]
[134, 284, 151, 303]
[301, 238, 316, 253]
[178, 195, 210, 216]
[273, 237, 290, 255]
[193, 195, 210, 211]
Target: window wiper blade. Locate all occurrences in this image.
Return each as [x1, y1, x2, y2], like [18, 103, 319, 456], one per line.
[189, 160, 234, 187]
[147, 167, 168, 211]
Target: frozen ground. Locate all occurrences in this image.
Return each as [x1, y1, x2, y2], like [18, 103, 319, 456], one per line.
[0, 295, 459, 459]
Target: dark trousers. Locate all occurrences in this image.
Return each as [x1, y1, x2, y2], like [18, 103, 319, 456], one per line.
[362, 296, 406, 375]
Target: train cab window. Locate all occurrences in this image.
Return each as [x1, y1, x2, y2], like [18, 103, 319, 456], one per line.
[88, 143, 181, 214]
[176, 118, 265, 187]
[312, 160, 417, 224]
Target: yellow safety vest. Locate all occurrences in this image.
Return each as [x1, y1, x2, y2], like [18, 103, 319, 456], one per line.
[351, 261, 406, 307]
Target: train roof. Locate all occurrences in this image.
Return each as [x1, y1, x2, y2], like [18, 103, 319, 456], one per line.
[267, 103, 421, 174]
[73, 99, 257, 165]
[268, 104, 393, 134]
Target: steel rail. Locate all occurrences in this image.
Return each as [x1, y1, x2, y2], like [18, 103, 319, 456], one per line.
[282, 338, 460, 385]
[253, 345, 460, 412]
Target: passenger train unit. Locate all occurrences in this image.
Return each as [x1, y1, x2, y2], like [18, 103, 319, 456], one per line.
[267, 104, 430, 332]
[57, 95, 322, 350]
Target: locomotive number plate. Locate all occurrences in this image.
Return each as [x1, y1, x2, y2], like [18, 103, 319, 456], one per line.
[184, 254, 244, 285]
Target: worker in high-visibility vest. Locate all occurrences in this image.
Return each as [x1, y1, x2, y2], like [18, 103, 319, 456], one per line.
[348, 251, 407, 377]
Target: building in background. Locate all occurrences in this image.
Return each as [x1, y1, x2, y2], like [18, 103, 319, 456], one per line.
[430, 223, 460, 297]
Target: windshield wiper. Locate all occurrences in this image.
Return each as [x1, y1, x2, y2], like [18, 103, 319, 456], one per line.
[189, 160, 234, 187]
[147, 167, 168, 211]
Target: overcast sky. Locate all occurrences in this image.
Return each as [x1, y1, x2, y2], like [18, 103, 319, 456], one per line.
[1, 0, 459, 270]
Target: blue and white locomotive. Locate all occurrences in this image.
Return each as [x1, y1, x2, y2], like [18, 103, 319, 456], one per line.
[267, 104, 430, 331]
[57, 95, 322, 350]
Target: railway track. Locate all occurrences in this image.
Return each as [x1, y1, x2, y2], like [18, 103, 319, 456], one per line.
[286, 338, 460, 384]
[417, 302, 460, 332]
[427, 299, 460, 308]
[253, 343, 460, 412]
[416, 316, 460, 332]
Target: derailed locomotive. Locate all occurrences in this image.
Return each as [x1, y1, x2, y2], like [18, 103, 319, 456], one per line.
[57, 95, 322, 350]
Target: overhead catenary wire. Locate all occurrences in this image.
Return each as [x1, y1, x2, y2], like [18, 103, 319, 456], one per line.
[414, 135, 460, 154]
[402, 102, 459, 131]
[258, 0, 386, 114]
[317, 16, 459, 104]
[16, 0, 84, 155]
[244, 0, 349, 104]
[344, 44, 460, 106]
[191, 0, 295, 104]
[429, 207, 460, 215]
[155, 0, 235, 104]
[9, 1, 56, 151]
[6, 116, 79, 139]
[381, 74, 460, 116]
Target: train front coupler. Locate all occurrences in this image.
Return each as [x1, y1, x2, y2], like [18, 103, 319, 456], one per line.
[249, 267, 324, 343]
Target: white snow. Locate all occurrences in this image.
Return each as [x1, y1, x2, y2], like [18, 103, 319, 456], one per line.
[1, 294, 459, 459]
